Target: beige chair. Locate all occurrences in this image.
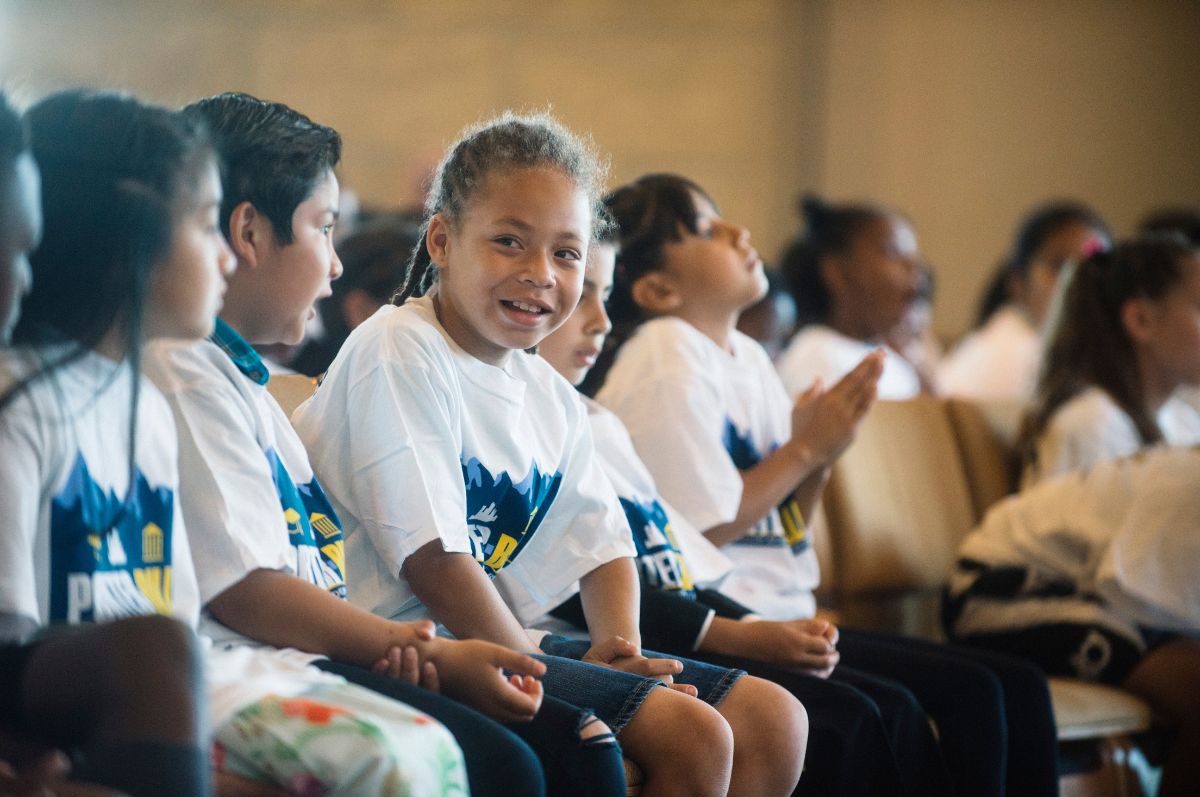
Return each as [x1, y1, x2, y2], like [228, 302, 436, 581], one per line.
[819, 398, 1155, 793]
[266, 373, 319, 417]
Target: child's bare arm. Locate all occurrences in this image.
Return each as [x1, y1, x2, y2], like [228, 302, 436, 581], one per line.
[578, 557, 643, 648]
[703, 352, 882, 547]
[207, 568, 434, 666]
[401, 539, 536, 653]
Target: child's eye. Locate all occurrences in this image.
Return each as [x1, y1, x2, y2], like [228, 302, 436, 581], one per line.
[495, 235, 522, 249]
[321, 224, 335, 236]
[556, 248, 582, 262]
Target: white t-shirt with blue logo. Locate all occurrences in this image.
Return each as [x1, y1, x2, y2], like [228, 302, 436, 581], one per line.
[586, 398, 732, 593]
[0, 346, 373, 729]
[293, 298, 635, 626]
[0, 347, 201, 636]
[597, 317, 820, 620]
[144, 334, 347, 652]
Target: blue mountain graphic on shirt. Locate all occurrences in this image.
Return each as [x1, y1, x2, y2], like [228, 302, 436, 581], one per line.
[49, 452, 176, 623]
[462, 457, 562, 577]
[721, 418, 809, 553]
[266, 448, 347, 598]
[620, 496, 694, 596]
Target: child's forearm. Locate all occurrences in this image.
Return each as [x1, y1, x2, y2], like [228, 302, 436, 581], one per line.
[401, 540, 536, 653]
[206, 569, 421, 666]
[578, 558, 642, 648]
[704, 442, 825, 547]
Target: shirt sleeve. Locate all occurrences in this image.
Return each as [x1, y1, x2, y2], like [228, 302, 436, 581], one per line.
[160, 374, 297, 605]
[339, 356, 472, 579]
[638, 588, 716, 652]
[604, 372, 743, 535]
[0, 393, 48, 638]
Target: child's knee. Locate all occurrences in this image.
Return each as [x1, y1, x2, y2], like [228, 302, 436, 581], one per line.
[625, 688, 733, 794]
[722, 678, 808, 767]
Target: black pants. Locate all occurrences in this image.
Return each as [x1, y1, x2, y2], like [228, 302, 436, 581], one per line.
[693, 648, 950, 797]
[837, 627, 1060, 797]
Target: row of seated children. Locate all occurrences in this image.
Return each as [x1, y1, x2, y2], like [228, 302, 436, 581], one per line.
[0, 89, 810, 797]
[768, 196, 1112, 401]
[7, 80, 1192, 797]
[764, 191, 1198, 410]
[0, 89, 547, 797]
[751, 175, 1200, 793]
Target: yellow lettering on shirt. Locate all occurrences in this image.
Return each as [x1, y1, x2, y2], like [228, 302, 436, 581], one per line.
[321, 540, 346, 578]
[780, 500, 807, 549]
[484, 534, 518, 572]
[133, 566, 173, 614]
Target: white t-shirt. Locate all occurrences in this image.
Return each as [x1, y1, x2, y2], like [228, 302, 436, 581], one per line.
[0, 347, 201, 637]
[586, 398, 732, 593]
[596, 317, 819, 620]
[938, 305, 1041, 401]
[775, 324, 920, 400]
[0, 347, 371, 731]
[950, 445, 1200, 649]
[1024, 386, 1200, 487]
[144, 330, 347, 651]
[292, 298, 635, 626]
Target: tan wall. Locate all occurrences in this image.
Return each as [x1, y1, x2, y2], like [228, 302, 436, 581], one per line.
[2, 0, 1197, 337]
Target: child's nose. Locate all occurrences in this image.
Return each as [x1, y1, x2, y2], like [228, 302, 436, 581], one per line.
[330, 248, 344, 281]
[522, 251, 555, 287]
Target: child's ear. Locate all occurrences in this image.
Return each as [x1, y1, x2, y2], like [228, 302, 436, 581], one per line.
[426, 213, 452, 270]
[631, 272, 683, 314]
[1121, 297, 1157, 343]
[227, 201, 263, 268]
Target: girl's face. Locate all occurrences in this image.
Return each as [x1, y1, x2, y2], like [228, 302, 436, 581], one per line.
[1134, 254, 1200, 391]
[827, 214, 924, 340]
[144, 158, 235, 341]
[429, 166, 590, 365]
[538, 242, 615, 386]
[0, 153, 40, 343]
[659, 192, 767, 317]
[1019, 221, 1109, 327]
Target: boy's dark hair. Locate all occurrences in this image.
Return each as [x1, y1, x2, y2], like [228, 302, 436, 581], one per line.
[392, 111, 608, 305]
[2, 90, 211, 475]
[1020, 235, 1197, 465]
[777, 194, 890, 329]
[975, 200, 1108, 327]
[0, 93, 26, 168]
[183, 92, 341, 245]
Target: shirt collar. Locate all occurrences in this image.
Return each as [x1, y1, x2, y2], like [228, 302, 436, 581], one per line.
[209, 317, 270, 385]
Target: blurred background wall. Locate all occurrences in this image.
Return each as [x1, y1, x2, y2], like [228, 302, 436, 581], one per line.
[2, 0, 1197, 339]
